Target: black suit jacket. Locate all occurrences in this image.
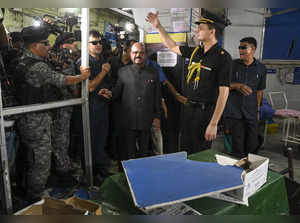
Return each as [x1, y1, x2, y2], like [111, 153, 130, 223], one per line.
[112, 64, 161, 130]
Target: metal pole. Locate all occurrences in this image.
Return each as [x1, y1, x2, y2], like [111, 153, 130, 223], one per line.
[3, 98, 84, 116]
[81, 8, 93, 186]
[259, 8, 266, 60]
[262, 119, 268, 148]
[0, 81, 13, 214]
[138, 26, 144, 42]
[222, 8, 229, 49]
[287, 147, 294, 180]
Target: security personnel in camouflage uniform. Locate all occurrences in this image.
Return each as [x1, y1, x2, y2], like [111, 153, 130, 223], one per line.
[49, 32, 82, 176]
[16, 26, 90, 202]
[146, 12, 232, 154]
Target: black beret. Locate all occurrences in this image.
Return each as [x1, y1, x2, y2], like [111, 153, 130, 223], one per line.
[53, 32, 75, 48]
[21, 26, 49, 43]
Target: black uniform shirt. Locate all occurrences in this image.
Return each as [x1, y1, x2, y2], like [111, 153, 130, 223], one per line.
[179, 44, 232, 104]
[224, 58, 267, 120]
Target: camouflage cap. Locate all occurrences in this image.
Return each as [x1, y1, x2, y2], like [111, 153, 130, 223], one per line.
[21, 26, 49, 43]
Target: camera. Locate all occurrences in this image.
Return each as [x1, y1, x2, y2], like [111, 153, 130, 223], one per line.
[33, 16, 65, 35]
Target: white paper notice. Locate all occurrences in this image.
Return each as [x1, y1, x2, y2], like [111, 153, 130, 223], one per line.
[157, 51, 177, 67]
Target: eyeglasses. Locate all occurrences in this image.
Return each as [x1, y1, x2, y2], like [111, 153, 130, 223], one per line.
[89, 40, 102, 45]
[238, 45, 250, 50]
[39, 40, 50, 46]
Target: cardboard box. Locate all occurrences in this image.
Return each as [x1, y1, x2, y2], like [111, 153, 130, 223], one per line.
[209, 153, 269, 206]
[15, 196, 102, 215]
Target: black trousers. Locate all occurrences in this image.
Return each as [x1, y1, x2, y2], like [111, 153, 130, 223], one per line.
[122, 129, 151, 160]
[226, 118, 259, 158]
[180, 104, 214, 154]
[89, 100, 111, 177]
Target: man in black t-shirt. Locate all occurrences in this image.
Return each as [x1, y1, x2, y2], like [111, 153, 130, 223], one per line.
[146, 12, 232, 154]
[76, 30, 113, 185]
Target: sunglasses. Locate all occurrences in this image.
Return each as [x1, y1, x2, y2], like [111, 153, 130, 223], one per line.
[238, 45, 251, 50]
[89, 40, 102, 45]
[39, 40, 50, 46]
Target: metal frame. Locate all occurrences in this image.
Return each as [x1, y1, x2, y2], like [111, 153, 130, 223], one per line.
[0, 8, 93, 214]
[80, 8, 93, 187]
[262, 60, 300, 66]
[266, 91, 300, 147]
[0, 80, 13, 214]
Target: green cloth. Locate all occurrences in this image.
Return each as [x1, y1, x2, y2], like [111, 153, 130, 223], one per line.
[99, 149, 289, 215]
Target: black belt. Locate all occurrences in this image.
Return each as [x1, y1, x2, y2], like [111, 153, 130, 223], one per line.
[185, 100, 214, 110]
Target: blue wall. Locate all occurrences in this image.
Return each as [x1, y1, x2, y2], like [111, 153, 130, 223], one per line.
[263, 8, 300, 60]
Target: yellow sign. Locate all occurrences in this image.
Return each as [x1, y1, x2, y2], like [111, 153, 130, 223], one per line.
[145, 33, 187, 43]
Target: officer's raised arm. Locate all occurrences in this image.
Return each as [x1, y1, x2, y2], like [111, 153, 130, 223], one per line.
[146, 12, 181, 56]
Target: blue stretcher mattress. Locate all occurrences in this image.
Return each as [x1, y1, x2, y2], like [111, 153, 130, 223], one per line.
[122, 152, 244, 209]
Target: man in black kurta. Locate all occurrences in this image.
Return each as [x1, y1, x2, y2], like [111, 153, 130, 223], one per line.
[107, 39, 136, 161]
[99, 42, 161, 160]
